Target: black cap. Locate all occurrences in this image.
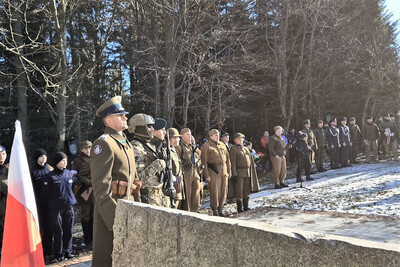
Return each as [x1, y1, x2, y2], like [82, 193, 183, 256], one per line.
[300, 133, 307, 139]
[34, 149, 47, 162]
[221, 132, 229, 137]
[366, 116, 373, 120]
[52, 152, 67, 166]
[329, 118, 337, 124]
[341, 117, 347, 122]
[153, 118, 167, 130]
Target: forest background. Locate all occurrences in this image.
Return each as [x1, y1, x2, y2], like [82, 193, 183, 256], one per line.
[0, 0, 399, 156]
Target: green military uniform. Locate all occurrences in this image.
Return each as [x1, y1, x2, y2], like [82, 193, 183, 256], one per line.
[363, 118, 380, 162]
[90, 96, 138, 267]
[175, 129, 202, 212]
[314, 122, 327, 172]
[229, 133, 252, 213]
[201, 129, 231, 216]
[379, 115, 398, 161]
[349, 119, 362, 163]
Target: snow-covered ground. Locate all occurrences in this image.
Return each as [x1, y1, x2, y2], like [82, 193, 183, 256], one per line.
[223, 161, 400, 218]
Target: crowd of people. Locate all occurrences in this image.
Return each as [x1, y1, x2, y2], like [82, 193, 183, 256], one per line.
[258, 113, 400, 188]
[0, 95, 399, 266]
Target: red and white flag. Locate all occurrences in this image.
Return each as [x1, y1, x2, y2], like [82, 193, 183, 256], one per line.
[1, 121, 44, 266]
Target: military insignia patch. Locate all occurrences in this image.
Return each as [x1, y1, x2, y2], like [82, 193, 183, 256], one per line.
[94, 144, 102, 155]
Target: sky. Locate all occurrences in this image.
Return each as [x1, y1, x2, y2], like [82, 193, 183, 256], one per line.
[384, 0, 400, 44]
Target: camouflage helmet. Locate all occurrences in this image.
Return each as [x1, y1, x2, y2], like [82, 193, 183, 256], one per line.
[128, 113, 155, 140]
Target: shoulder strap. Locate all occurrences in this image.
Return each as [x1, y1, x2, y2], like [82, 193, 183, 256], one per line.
[133, 138, 159, 159]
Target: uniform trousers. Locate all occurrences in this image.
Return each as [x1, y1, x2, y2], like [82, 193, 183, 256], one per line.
[48, 206, 74, 257]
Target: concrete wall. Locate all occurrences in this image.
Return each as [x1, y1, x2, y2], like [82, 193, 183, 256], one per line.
[113, 200, 400, 267]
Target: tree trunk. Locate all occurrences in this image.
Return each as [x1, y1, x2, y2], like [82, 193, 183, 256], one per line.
[12, 0, 29, 149]
[164, 0, 177, 125]
[51, 0, 68, 151]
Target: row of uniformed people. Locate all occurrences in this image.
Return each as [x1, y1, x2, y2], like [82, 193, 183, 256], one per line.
[89, 96, 263, 266]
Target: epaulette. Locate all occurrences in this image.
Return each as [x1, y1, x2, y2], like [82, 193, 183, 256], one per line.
[98, 134, 109, 140]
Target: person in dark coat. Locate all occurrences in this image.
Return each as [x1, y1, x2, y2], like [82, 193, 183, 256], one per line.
[72, 140, 94, 247]
[348, 117, 361, 164]
[314, 120, 327, 172]
[43, 152, 76, 261]
[30, 149, 53, 258]
[295, 133, 313, 182]
[339, 117, 351, 167]
[286, 128, 297, 164]
[326, 118, 340, 169]
[362, 116, 380, 163]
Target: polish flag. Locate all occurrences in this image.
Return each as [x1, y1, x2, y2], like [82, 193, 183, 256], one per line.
[1, 121, 44, 266]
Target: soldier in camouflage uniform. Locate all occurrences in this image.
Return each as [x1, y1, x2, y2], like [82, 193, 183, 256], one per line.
[129, 114, 168, 207]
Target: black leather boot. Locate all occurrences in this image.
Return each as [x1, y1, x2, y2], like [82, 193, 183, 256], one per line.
[236, 199, 243, 213]
[81, 221, 91, 246]
[218, 206, 225, 217]
[243, 197, 251, 211]
[211, 208, 218, 216]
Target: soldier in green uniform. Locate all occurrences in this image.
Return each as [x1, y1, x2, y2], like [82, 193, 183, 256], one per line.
[348, 117, 361, 164]
[72, 140, 94, 247]
[314, 120, 327, 172]
[0, 145, 8, 252]
[229, 133, 252, 213]
[379, 113, 399, 161]
[363, 116, 380, 163]
[90, 96, 139, 266]
[128, 114, 168, 207]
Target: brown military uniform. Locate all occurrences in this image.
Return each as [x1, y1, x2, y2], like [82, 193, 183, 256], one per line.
[176, 141, 202, 212]
[90, 127, 137, 266]
[268, 135, 287, 185]
[201, 140, 231, 210]
[303, 127, 318, 163]
[229, 144, 251, 199]
[170, 146, 184, 208]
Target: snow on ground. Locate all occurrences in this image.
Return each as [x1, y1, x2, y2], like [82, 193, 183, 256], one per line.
[223, 161, 400, 217]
